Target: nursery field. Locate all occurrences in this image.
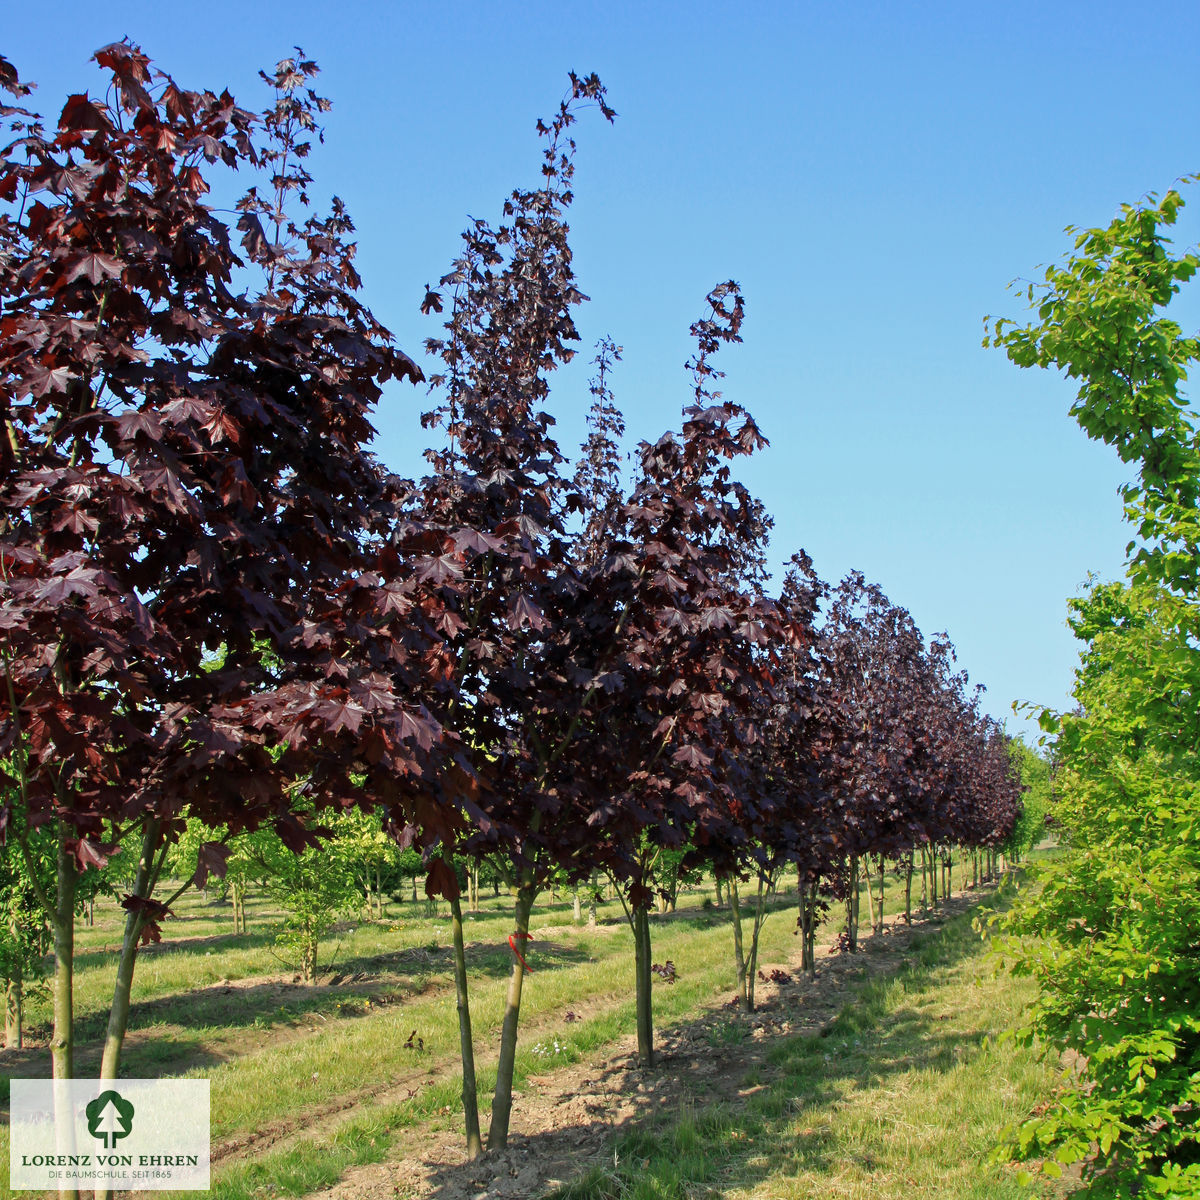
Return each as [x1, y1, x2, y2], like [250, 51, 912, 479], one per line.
[1, 866, 1066, 1200]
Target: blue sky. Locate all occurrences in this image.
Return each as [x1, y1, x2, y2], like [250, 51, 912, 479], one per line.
[7, 2, 1199, 737]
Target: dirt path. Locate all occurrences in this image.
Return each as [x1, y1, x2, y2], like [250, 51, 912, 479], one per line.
[307, 889, 991, 1200]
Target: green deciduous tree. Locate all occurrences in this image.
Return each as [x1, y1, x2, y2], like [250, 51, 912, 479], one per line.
[1004, 736, 1050, 863]
[990, 181, 1200, 1197]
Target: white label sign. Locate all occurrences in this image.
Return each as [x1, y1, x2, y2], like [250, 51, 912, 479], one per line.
[9, 1079, 210, 1191]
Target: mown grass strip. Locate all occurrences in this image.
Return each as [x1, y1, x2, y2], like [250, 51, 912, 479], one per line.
[547, 899, 1065, 1200]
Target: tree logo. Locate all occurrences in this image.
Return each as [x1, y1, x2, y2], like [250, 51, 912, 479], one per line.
[85, 1090, 135, 1149]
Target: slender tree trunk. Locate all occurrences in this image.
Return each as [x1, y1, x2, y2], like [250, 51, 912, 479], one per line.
[303, 929, 318, 982]
[633, 904, 654, 1067]
[800, 879, 818, 974]
[809, 880, 819, 972]
[100, 819, 163, 1082]
[447, 884, 482, 1159]
[904, 860, 913, 924]
[730, 878, 749, 1008]
[797, 872, 809, 972]
[587, 870, 598, 927]
[5, 928, 22, 1049]
[572, 887, 582, 923]
[853, 866, 860, 945]
[861, 857, 877, 936]
[51, 825, 77, 1081]
[845, 854, 859, 952]
[876, 861, 885, 932]
[745, 876, 766, 1012]
[714, 874, 723, 907]
[488, 888, 534, 1150]
[49, 825, 79, 1200]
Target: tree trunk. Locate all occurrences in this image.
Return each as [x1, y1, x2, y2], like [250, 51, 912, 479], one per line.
[904, 860, 913, 924]
[572, 887, 582, 924]
[488, 888, 535, 1150]
[876, 861, 885, 933]
[447, 884, 482, 1158]
[714, 874, 723, 907]
[745, 876, 767, 1012]
[51, 825, 77, 1081]
[730, 878, 748, 1008]
[799, 879, 817, 974]
[633, 904, 654, 1067]
[4, 939, 22, 1050]
[100, 819, 164, 1082]
[861, 857, 877, 936]
[301, 908, 319, 982]
[844, 853, 859, 952]
[587, 870, 598, 927]
[50, 825, 78, 1200]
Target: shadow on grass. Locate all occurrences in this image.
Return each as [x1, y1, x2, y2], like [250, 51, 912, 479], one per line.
[0, 1032, 222, 1113]
[1, 939, 593, 1102]
[72, 926, 284, 970]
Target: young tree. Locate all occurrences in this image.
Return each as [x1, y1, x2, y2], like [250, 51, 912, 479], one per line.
[1004, 736, 1050, 862]
[244, 812, 364, 981]
[758, 552, 835, 977]
[989, 181, 1200, 1196]
[582, 282, 795, 1041]
[0, 46, 454, 1099]
[413, 71, 617, 1155]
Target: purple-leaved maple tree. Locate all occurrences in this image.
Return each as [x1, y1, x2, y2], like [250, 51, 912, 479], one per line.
[0, 47, 458, 1112]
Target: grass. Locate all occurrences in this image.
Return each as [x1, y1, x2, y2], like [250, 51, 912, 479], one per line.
[545, 891, 1065, 1200]
[1, 865, 1051, 1199]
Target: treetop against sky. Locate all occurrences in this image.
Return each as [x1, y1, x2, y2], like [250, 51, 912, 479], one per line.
[5, 0, 1199, 736]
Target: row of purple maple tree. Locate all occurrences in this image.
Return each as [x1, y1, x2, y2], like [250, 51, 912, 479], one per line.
[0, 44, 1022, 1162]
